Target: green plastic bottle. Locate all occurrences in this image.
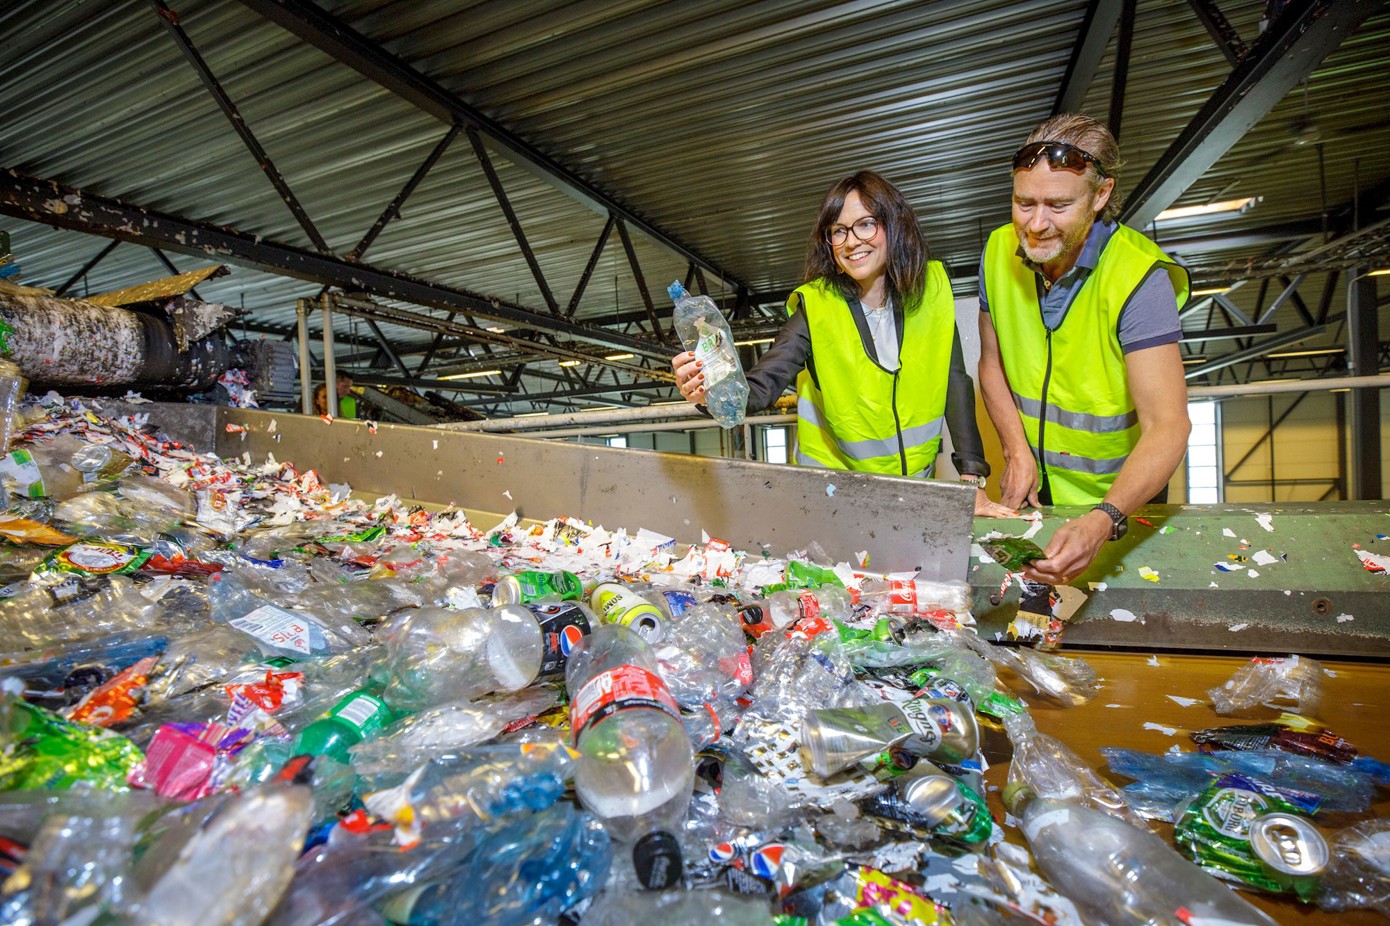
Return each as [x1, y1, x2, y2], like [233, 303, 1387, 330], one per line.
[292, 690, 392, 765]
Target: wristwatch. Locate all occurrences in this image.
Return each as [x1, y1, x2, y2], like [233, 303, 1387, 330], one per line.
[1093, 502, 1128, 541]
[960, 474, 987, 489]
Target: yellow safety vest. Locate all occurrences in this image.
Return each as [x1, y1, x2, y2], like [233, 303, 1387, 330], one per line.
[789, 262, 955, 476]
[984, 223, 1189, 504]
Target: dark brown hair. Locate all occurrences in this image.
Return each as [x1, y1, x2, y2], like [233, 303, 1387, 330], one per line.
[801, 170, 930, 311]
[1025, 113, 1125, 222]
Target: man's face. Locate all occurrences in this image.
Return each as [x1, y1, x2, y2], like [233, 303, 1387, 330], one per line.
[1011, 162, 1113, 274]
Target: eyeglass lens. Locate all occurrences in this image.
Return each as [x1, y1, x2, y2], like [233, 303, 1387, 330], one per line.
[829, 216, 879, 244]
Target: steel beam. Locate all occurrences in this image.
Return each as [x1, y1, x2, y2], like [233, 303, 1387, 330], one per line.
[1348, 270, 1381, 499]
[233, 0, 747, 293]
[466, 127, 559, 314]
[1185, 0, 1249, 66]
[1108, 0, 1135, 141]
[55, 239, 119, 296]
[348, 123, 461, 262]
[1122, 0, 1379, 230]
[0, 168, 670, 363]
[1053, 0, 1125, 116]
[567, 214, 616, 319]
[459, 380, 677, 408]
[151, 1, 329, 252]
[1185, 316, 1338, 379]
[1180, 324, 1276, 343]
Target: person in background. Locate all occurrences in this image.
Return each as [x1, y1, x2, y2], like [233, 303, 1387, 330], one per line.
[977, 113, 1191, 584]
[673, 169, 1014, 518]
[313, 371, 358, 418]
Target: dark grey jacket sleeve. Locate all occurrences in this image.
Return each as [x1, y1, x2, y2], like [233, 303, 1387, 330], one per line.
[743, 308, 811, 413]
[943, 327, 990, 478]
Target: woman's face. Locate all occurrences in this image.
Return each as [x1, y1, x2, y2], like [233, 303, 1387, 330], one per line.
[829, 190, 888, 298]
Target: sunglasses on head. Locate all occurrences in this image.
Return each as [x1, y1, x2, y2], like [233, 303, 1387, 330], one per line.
[1012, 141, 1108, 178]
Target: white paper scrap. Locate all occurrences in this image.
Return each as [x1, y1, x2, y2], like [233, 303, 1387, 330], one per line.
[1247, 569, 1260, 578]
[1110, 608, 1139, 622]
[1229, 622, 1249, 632]
[1252, 550, 1279, 566]
[1088, 581, 1108, 591]
[1143, 722, 1179, 736]
[1223, 528, 1237, 538]
[1336, 613, 1355, 623]
[1256, 513, 1275, 532]
[1147, 655, 1161, 667]
[1167, 696, 1200, 707]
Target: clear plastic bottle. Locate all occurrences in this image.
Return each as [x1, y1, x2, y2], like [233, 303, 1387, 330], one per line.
[738, 586, 852, 636]
[1003, 783, 1281, 926]
[0, 358, 23, 453]
[652, 602, 751, 707]
[131, 758, 317, 926]
[565, 623, 694, 889]
[382, 604, 559, 712]
[1004, 710, 1148, 829]
[377, 802, 611, 926]
[853, 577, 972, 617]
[669, 281, 748, 428]
[681, 694, 746, 750]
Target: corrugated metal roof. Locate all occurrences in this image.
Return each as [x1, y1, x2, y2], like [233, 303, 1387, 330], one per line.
[1, 0, 1386, 410]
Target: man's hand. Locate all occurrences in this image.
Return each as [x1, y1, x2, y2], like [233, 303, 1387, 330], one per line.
[973, 488, 1019, 519]
[1023, 509, 1111, 585]
[671, 351, 706, 405]
[997, 455, 1041, 510]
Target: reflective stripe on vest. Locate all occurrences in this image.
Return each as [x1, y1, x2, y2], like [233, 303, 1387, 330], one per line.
[789, 264, 956, 476]
[985, 222, 1189, 504]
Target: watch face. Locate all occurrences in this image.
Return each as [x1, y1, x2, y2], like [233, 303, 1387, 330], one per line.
[1112, 517, 1128, 541]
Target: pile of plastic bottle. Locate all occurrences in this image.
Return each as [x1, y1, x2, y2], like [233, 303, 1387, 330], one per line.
[0, 394, 1386, 926]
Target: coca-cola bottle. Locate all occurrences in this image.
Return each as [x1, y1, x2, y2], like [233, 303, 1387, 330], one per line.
[565, 624, 693, 889]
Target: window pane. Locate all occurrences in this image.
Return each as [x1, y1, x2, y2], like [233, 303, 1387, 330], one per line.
[1189, 402, 1216, 426]
[1187, 445, 1217, 468]
[1188, 469, 1218, 489]
[1189, 486, 1219, 503]
[605, 435, 627, 448]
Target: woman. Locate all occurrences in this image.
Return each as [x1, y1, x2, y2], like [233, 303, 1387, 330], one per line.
[672, 170, 1012, 517]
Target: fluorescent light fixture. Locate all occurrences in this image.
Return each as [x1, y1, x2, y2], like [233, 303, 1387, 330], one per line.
[557, 359, 584, 368]
[1155, 196, 1261, 222]
[651, 400, 688, 406]
[604, 352, 635, 361]
[1330, 388, 1351, 393]
[438, 369, 501, 380]
[1182, 357, 1208, 365]
[1267, 348, 1343, 359]
[1190, 286, 1230, 297]
[486, 326, 507, 333]
[1369, 269, 1390, 277]
[514, 411, 550, 418]
[735, 337, 774, 346]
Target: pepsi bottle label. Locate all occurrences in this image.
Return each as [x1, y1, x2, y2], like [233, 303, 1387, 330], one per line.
[528, 602, 592, 678]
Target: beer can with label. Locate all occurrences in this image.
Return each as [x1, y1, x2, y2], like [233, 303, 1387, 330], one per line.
[492, 569, 583, 606]
[590, 583, 663, 642]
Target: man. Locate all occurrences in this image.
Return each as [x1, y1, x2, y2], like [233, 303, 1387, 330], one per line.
[977, 113, 1191, 584]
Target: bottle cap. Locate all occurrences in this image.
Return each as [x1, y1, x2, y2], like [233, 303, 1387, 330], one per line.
[1001, 781, 1033, 813]
[634, 830, 683, 890]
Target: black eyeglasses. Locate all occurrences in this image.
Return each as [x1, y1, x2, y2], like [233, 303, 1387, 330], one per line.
[1012, 141, 1108, 178]
[827, 215, 881, 246]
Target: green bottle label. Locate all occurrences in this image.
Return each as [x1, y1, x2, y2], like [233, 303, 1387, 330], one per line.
[327, 691, 390, 737]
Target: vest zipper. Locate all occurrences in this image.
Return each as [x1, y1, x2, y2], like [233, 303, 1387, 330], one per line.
[1037, 327, 1055, 501]
[891, 368, 907, 475]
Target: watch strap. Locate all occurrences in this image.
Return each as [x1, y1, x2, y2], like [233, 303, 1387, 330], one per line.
[1093, 502, 1126, 540]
